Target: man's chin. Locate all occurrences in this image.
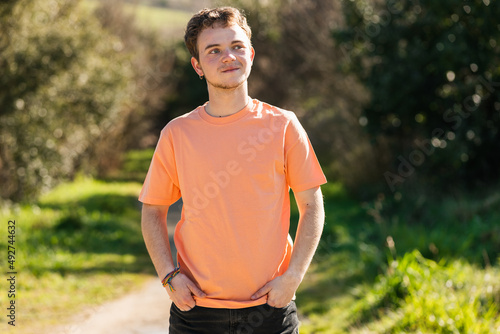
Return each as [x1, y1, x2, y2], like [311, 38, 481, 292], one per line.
[209, 80, 245, 90]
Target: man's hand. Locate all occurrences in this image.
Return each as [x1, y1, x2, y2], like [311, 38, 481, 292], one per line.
[167, 273, 207, 311]
[250, 272, 301, 308]
[141, 204, 207, 311]
[251, 186, 324, 309]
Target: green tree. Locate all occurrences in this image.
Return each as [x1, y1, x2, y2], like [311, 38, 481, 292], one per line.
[0, 0, 134, 201]
[221, 0, 386, 194]
[334, 0, 500, 192]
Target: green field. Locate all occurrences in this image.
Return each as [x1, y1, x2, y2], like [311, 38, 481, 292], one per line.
[83, 0, 192, 37]
[0, 150, 155, 333]
[2, 1, 499, 332]
[0, 150, 500, 334]
[294, 184, 500, 333]
[1, 149, 499, 333]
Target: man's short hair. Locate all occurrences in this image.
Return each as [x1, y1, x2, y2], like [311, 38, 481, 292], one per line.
[184, 7, 252, 60]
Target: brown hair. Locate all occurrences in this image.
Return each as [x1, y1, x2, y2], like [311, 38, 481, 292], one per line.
[184, 7, 252, 60]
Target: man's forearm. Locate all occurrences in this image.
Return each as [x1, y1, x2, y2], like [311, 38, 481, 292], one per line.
[141, 204, 176, 279]
[286, 187, 325, 281]
[250, 187, 325, 306]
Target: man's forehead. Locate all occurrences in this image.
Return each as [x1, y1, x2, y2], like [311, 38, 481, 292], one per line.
[198, 24, 250, 46]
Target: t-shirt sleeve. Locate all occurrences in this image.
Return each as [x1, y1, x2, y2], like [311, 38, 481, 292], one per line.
[138, 128, 181, 205]
[284, 113, 327, 192]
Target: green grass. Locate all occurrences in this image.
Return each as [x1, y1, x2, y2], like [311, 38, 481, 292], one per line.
[0, 176, 153, 334]
[132, 4, 192, 34]
[351, 250, 500, 333]
[295, 183, 500, 333]
[105, 148, 155, 182]
[1, 148, 499, 333]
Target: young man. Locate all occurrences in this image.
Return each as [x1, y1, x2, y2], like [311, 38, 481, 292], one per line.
[140, 7, 326, 334]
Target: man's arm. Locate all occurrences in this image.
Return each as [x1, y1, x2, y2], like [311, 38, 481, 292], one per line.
[251, 186, 325, 307]
[141, 203, 206, 311]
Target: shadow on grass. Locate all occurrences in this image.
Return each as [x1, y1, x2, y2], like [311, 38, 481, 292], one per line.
[297, 182, 500, 323]
[31, 192, 153, 276]
[39, 193, 142, 216]
[295, 185, 386, 315]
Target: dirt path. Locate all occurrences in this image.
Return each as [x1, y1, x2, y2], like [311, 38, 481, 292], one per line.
[59, 278, 171, 334]
[57, 202, 182, 334]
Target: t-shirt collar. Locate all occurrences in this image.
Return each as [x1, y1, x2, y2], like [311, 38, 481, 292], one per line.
[199, 98, 255, 125]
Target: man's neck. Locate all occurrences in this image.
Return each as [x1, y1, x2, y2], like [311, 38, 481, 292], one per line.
[205, 83, 250, 117]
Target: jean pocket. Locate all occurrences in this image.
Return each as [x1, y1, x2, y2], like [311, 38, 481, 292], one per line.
[267, 301, 294, 310]
[173, 303, 197, 313]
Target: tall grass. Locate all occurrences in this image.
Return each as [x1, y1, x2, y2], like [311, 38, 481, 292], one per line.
[2, 148, 499, 333]
[351, 250, 500, 333]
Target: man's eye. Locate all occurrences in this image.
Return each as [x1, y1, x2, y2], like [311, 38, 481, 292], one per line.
[234, 45, 243, 50]
[209, 49, 220, 54]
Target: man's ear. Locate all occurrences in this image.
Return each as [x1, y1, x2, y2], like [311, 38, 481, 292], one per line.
[250, 47, 255, 63]
[191, 57, 203, 77]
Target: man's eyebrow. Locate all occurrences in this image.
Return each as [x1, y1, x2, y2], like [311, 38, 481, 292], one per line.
[204, 40, 246, 51]
[204, 43, 220, 51]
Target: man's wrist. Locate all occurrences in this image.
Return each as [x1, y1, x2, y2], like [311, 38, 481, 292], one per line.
[283, 269, 304, 284]
[161, 266, 181, 291]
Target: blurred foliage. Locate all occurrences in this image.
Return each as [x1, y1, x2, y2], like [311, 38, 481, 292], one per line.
[334, 0, 500, 193]
[296, 182, 500, 333]
[155, 40, 208, 132]
[92, 0, 176, 145]
[351, 250, 500, 333]
[216, 0, 392, 196]
[3, 0, 499, 201]
[105, 148, 155, 182]
[94, 0, 210, 142]
[0, 0, 184, 202]
[0, 0, 134, 201]
[85, 0, 192, 36]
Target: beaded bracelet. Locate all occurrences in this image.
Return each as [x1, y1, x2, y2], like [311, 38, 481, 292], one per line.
[161, 266, 180, 292]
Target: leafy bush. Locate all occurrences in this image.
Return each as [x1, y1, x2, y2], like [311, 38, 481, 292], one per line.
[0, 0, 134, 201]
[297, 182, 500, 333]
[222, 0, 385, 194]
[334, 0, 500, 193]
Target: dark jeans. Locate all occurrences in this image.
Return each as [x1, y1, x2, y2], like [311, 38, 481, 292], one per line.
[169, 301, 299, 334]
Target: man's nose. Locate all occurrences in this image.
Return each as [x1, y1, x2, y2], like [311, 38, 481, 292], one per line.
[221, 49, 236, 62]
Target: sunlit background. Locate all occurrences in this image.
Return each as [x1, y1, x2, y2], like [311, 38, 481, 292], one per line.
[0, 0, 499, 333]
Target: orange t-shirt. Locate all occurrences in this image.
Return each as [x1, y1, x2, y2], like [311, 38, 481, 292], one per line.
[139, 98, 327, 308]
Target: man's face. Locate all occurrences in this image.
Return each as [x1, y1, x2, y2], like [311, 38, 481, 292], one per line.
[191, 24, 255, 90]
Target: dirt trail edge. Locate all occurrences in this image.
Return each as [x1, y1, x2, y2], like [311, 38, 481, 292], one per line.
[58, 278, 171, 334]
[56, 201, 182, 334]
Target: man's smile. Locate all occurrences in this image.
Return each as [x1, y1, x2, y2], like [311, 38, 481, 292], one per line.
[221, 66, 239, 73]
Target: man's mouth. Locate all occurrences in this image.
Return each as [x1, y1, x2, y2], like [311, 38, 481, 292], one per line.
[221, 67, 239, 73]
